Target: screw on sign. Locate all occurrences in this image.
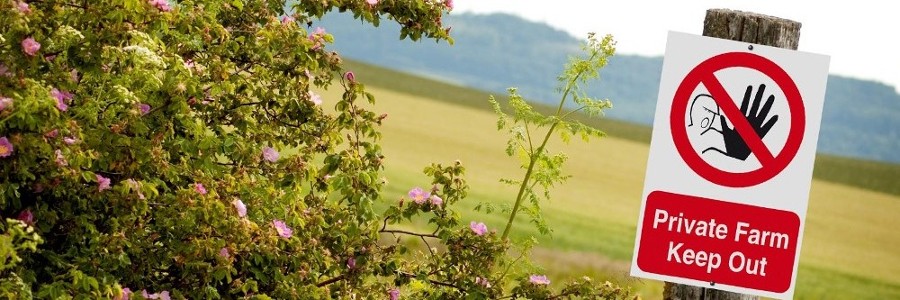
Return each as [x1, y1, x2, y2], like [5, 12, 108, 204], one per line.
[670, 52, 805, 187]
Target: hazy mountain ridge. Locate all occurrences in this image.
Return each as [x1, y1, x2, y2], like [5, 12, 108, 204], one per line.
[314, 12, 900, 163]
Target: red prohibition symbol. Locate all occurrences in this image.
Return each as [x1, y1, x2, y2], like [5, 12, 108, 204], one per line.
[670, 52, 805, 187]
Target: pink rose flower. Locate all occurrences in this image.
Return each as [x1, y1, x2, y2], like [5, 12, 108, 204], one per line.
[469, 221, 487, 236]
[0, 97, 11, 111]
[273, 219, 292, 238]
[137, 103, 151, 115]
[115, 287, 132, 300]
[344, 71, 355, 83]
[366, 0, 378, 5]
[475, 276, 491, 288]
[262, 146, 279, 162]
[388, 288, 400, 300]
[429, 195, 443, 207]
[529, 274, 550, 285]
[148, 0, 171, 12]
[21, 37, 40, 56]
[17, 209, 34, 226]
[308, 27, 326, 50]
[346, 257, 356, 269]
[408, 187, 429, 204]
[281, 16, 295, 25]
[64, 137, 78, 145]
[97, 174, 111, 191]
[219, 247, 230, 259]
[17, 1, 31, 14]
[231, 198, 247, 218]
[56, 98, 68, 111]
[51, 88, 74, 111]
[55, 149, 67, 166]
[0, 137, 13, 157]
[141, 290, 170, 300]
[308, 91, 322, 106]
[194, 183, 207, 195]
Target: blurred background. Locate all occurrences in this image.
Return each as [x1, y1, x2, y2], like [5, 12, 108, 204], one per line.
[308, 1, 900, 298]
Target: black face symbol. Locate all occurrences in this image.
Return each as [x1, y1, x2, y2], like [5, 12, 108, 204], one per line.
[689, 94, 721, 135]
[689, 85, 780, 161]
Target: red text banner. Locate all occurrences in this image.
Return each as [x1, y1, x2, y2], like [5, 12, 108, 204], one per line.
[636, 191, 800, 293]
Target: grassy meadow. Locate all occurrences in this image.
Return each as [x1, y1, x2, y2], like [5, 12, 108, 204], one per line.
[315, 61, 900, 299]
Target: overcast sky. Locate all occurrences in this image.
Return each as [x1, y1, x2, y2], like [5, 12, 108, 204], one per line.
[453, 1, 898, 92]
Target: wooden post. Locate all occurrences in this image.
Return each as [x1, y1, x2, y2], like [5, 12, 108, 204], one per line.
[662, 8, 801, 300]
[702, 9, 801, 50]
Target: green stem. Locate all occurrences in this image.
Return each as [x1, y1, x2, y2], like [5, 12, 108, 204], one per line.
[560, 105, 588, 120]
[500, 74, 581, 240]
[0, 110, 22, 125]
[497, 249, 529, 281]
[524, 122, 534, 155]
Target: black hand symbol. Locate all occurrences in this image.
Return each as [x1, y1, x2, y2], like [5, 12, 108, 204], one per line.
[703, 84, 779, 161]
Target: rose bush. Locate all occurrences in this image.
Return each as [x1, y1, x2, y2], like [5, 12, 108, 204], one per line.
[1, 0, 634, 299]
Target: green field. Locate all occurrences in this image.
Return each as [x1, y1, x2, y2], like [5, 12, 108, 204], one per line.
[343, 60, 900, 197]
[318, 61, 900, 299]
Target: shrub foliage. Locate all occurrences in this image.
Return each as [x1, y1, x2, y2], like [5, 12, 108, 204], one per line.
[0, 0, 632, 299]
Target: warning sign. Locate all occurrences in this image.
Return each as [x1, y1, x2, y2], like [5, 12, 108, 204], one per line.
[671, 52, 805, 187]
[630, 32, 830, 299]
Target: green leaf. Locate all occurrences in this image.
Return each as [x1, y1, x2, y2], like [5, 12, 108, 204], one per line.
[81, 171, 97, 183]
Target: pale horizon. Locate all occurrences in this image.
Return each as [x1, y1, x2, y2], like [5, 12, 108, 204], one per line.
[454, 1, 899, 93]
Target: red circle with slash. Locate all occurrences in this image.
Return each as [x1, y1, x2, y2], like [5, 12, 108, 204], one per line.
[670, 52, 805, 187]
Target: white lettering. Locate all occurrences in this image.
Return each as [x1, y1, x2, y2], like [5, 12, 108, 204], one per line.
[667, 241, 683, 263]
[666, 241, 722, 274]
[735, 222, 750, 242]
[728, 251, 769, 276]
[734, 221, 790, 249]
[653, 209, 668, 229]
[650, 209, 728, 240]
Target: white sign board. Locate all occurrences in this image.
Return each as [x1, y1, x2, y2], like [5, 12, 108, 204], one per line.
[629, 31, 830, 299]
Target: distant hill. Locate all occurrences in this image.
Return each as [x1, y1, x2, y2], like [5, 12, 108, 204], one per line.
[313, 12, 900, 163]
